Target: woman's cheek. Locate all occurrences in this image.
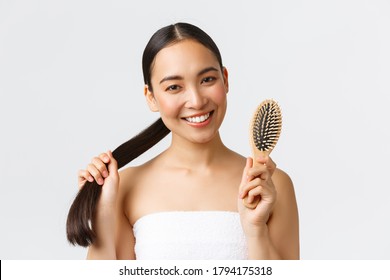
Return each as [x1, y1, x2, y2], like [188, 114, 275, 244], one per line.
[211, 87, 228, 106]
[156, 96, 183, 118]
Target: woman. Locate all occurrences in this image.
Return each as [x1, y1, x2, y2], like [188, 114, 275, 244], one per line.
[75, 22, 299, 259]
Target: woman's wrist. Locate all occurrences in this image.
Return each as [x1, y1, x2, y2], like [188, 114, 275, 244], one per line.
[246, 225, 281, 260]
[245, 223, 270, 243]
[88, 207, 117, 259]
[244, 220, 269, 238]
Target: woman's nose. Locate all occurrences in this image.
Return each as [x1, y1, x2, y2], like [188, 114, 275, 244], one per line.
[185, 87, 207, 109]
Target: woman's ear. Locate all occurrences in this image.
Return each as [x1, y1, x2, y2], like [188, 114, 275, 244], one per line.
[222, 67, 229, 94]
[144, 85, 159, 112]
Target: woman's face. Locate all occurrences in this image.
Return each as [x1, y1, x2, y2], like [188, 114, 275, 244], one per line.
[145, 39, 229, 144]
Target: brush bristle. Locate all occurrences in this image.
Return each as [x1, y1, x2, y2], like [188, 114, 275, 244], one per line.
[252, 99, 282, 152]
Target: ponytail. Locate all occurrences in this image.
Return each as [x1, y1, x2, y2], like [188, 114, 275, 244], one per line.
[66, 118, 170, 247]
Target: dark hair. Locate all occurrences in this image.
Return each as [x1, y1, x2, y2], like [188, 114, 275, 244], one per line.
[66, 22, 224, 247]
[142, 22, 223, 92]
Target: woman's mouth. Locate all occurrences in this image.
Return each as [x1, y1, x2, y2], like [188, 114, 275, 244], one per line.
[185, 112, 211, 123]
[183, 111, 214, 126]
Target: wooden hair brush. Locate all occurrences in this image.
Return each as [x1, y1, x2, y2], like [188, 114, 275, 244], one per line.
[242, 99, 282, 209]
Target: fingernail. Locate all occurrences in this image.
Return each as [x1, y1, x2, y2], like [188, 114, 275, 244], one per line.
[88, 176, 93, 182]
[102, 171, 108, 178]
[98, 178, 104, 185]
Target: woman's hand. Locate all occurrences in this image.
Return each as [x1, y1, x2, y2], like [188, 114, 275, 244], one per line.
[78, 150, 119, 207]
[238, 155, 277, 238]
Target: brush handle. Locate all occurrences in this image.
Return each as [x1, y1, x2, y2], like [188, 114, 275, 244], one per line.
[242, 150, 269, 209]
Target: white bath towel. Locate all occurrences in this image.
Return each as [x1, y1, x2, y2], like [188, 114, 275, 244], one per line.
[133, 211, 248, 260]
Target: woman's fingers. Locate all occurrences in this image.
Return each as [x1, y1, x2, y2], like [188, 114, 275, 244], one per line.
[106, 150, 118, 174]
[240, 177, 262, 199]
[246, 185, 264, 204]
[246, 155, 276, 181]
[98, 152, 111, 165]
[253, 155, 276, 176]
[92, 156, 109, 178]
[239, 158, 252, 186]
[86, 152, 110, 185]
[241, 178, 276, 207]
[78, 169, 93, 182]
[247, 184, 275, 202]
[78, 169, 93, 189]
[85, 152, 111, 184]
[239, 157, 253, 196]
[77, 151, 116, 191]
[87, 163, 104, 185]
[247, 164, 268, 180]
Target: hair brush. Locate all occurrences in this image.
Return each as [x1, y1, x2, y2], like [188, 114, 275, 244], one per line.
[242, 99, 282, 209]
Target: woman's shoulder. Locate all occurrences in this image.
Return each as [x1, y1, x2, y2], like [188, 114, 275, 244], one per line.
[224, 148, 247, 167]
[118, 161, 152, 189]
[273, 167, 293, 184]
[272, 167, 297, 206]
[116, 162, 155, 220]
[118, 165, 139, 186]
[117, 153, 164, 191]
[273, 167, 294, 191]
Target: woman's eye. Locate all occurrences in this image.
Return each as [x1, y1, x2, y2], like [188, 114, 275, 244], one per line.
[166, 85, 181, 91]
[201, 76, 216, 84]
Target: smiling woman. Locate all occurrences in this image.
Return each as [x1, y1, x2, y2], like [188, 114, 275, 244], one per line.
[66, 22, 299, 260]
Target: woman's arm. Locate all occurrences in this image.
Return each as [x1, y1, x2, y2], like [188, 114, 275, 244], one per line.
[86, 180, 136, 260]
[267, 169, 299, 259]
[86, 204, 117, 259]
[115, 177, 136, 260]
[80, 152, 135, 259]
[246, 169, 299, 259]
[239, 157, 299, 260]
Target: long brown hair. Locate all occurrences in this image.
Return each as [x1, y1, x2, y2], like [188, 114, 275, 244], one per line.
[66, 22, 224, 247]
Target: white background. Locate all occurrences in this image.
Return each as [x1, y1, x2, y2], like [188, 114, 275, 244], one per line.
[1, 0, 389, 259]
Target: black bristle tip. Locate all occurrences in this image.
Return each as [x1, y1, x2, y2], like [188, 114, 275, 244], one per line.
[252, 100, 282, 152]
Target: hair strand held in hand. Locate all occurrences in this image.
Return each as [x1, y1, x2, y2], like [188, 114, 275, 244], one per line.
[66, 118, 170, 247]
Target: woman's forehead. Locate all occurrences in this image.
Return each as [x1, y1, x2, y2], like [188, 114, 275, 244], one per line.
[151, 40, 220, 78]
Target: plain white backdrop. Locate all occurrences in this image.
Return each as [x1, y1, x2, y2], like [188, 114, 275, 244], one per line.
[1, 0, 389, 259]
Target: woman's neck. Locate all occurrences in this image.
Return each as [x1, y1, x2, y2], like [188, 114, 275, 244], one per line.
[164, 132, 229, 170]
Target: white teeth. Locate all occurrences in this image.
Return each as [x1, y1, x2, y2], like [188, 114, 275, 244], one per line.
[185, 113, 210, 123]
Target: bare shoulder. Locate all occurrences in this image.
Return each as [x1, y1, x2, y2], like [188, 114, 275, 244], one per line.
[225, 148, 247, 170]
[118, 165, 140, 189]
[115, 164, 150, 218]
[272, 168, 295, 196]
[117, 161, 153, 191]
[270, 167, 298, 217]
[116, 160, 160, 221]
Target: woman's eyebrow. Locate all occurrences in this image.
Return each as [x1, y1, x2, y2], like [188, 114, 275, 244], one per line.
[197, 66, 219, 76]
[159, 75, 183, 84]
[159, 66, 219, 84]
